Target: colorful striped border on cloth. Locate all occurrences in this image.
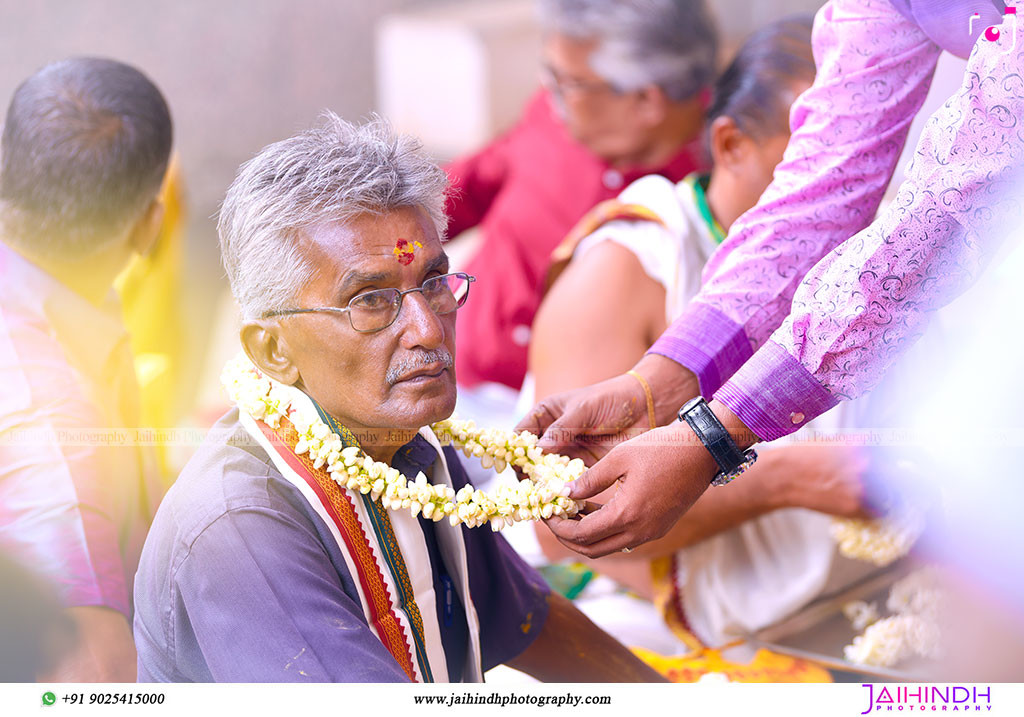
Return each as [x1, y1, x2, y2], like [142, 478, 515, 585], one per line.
[313, 405, 436, 682]
[238, 401, 482, 682]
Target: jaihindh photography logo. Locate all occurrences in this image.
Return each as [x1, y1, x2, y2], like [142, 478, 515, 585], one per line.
[860, 685, 993, 713]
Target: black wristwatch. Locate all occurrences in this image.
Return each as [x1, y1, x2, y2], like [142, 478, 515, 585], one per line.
[678, 397, 757, 486]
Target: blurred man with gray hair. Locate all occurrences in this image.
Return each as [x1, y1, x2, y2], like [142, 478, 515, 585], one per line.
[0, 57, 172, 681]
[133, 113, 665, 683]
[446, 0, 718, 427]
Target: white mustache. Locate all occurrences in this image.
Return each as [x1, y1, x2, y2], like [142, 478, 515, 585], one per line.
[386, 349, 453, 386]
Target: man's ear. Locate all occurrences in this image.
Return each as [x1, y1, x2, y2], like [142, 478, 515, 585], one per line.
[240, 321, 301, 386]
[708, 115, 751, 170]
[128, 198, 165, 257]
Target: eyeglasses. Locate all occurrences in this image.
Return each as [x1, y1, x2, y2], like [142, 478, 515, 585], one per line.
[262, 272, 475, 333]
[540, 65, 617, 98]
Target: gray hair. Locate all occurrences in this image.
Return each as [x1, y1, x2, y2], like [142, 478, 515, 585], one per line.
[538, 0, 719, 101]
[218, 112, 449, 320]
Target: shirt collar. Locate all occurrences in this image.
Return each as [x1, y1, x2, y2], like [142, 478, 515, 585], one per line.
[306, 394, 439, 475]
[391, 434, 439, 475]
[685, 173, 726, 245]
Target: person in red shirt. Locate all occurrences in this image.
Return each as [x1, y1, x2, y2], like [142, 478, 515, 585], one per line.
[447, 0, 718, 428]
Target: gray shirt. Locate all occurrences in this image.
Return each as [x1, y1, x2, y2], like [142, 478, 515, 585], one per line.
[133, 409, 549, 682]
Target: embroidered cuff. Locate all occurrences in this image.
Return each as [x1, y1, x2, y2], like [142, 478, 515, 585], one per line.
[714, 339, 839, 442]
[648, 301, 752, 398]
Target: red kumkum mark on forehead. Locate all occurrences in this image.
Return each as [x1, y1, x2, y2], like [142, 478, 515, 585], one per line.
[393, 238, 422, 266]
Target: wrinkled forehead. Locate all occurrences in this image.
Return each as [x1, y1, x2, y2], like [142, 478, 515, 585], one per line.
[297, 206, 447, 290]
[543, 31, 601, 74]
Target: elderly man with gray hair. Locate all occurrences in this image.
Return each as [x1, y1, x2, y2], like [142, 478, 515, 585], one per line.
[447, 0, 717, 431]
[133, 113, 664, 683]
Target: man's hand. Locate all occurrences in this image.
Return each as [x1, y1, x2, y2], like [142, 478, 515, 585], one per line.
[772, 445, 873, 518]
[515, 375, 647, 464]
[515, 354, 699, 464]
[544, 420, 718, 557]
[544, 401, 759, 558]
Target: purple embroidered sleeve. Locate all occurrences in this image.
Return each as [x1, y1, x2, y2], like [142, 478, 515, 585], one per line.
[649, 0, 941, 396]
[647, 302, 753, 397]
[715, 341, 839, 441]
[717, 21, 1024, 439]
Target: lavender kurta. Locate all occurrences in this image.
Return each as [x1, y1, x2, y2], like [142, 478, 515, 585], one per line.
[133, 409, 550, 682]
[649, 0, 1023, 439]
[0, 243, 160, 618]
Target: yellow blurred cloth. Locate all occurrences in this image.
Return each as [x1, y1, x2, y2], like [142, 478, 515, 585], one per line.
[634, 645, 833, 683]
[114, 156, 186, 487]
[645, 555, 832, 682]
[650, 555, 704, 652]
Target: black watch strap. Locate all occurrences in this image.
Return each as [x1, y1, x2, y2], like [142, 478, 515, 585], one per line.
[679, 397, 748, 475]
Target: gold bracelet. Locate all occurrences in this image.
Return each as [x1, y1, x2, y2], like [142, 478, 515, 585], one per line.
[626, 370, 657, 431]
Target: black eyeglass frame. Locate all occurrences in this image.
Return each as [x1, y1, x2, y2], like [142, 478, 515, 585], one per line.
[261, 272, 476, 333]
